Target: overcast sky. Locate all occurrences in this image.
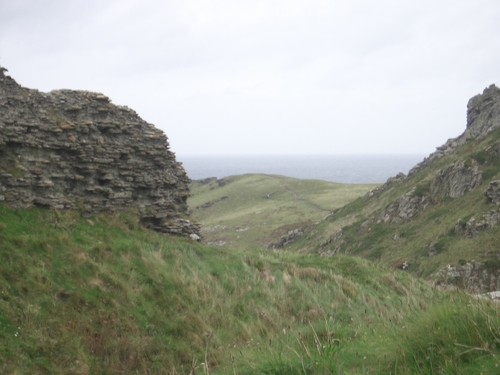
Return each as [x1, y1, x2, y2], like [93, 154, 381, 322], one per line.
[1, 0, 499, 157]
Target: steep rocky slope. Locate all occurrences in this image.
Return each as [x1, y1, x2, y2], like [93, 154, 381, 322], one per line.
[288, 84, 500, 293]
[0, 66, 199, 237]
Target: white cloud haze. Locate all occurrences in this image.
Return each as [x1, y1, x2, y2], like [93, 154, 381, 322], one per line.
[1, 0, 499, 156]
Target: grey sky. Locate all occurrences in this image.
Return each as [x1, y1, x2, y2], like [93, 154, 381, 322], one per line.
[1, 0, 499, 156]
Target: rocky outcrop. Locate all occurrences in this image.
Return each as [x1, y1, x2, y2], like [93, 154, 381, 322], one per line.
[486, 141, 500, 157]
[409, 84, 500, 176]
[433, 261, 500, 293]
[360, 159, 482, 228]
[0, 66, 200, 237]
[318, 228, 343, 256]
[485, 179, 500, 204]
[376, 86, 499, 225]
[455, 211, 500, 238]
[430, 160, 482, 199]
[465, 84, 500, 139]
[453, 180, 500, 237]
[377, 188, 431, 224]
[268, 228, 304, 249]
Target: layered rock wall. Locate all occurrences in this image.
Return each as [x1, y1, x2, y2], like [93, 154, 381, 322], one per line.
[430, 160, 482, 199]
[0, 67, 200, 237]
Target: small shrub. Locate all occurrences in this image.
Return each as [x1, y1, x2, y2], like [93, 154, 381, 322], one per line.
[470, 150, 489, 165]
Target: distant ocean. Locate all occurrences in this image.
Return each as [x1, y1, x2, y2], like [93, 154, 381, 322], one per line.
[178, 154, 427, 184]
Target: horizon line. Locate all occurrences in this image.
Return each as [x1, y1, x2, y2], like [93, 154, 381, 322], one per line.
[177, 152, 428, 157]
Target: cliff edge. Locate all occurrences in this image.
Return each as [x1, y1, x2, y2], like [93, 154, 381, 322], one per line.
[409, 84, 500, 175]
[0, 66, 200, 237]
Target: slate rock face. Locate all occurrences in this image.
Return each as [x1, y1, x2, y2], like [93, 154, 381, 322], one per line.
[0, 67, 200, 237]
[465, 84, 500, 139]
[409, 84, 500, 176]
[430, 160, 482, 199]
[377, 188, 431, 225]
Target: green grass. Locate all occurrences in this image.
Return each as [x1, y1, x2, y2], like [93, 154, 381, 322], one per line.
[239, 293, 500, 374]
[0, 203, 499, 373]
[280, 128, 500, 284]
[189, 174, 378, 250]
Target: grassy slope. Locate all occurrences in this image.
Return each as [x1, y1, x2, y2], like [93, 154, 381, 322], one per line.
[291, 128, 500, 281]
[1, 204, 499, 374]
[187, 140, 500, 280]
[189, 174, 377, 250]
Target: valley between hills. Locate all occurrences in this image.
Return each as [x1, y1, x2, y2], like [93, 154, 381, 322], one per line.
[189, 174, 377, 250]
[1, 65, 500, 374]
[190, 85, 500, 295]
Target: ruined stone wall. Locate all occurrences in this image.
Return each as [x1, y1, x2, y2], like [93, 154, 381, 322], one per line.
[0, 67, 200, 237]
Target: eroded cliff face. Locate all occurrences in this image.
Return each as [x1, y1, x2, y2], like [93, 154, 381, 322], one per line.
[0, 67, 200, 237]
[409, 84, 500, 175]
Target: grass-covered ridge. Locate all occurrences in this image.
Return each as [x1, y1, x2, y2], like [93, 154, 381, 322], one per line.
[1, 203, 499, 374]
[287, 127, 500, 283]
[189, 174, 377, 249]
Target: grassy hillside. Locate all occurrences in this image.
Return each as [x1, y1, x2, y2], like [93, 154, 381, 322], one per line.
[188, 174, 377, 250]
[1, 203, 499, 374]
[186, 130, 500, 289]
[288, 127, 500, 286]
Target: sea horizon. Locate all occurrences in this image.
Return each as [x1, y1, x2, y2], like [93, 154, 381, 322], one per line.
[178, 154, 427, 184]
